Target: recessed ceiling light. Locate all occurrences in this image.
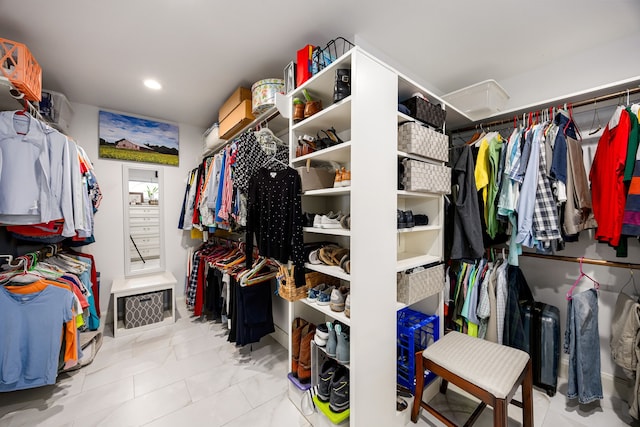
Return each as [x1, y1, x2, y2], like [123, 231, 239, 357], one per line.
[144, 79, 162, 90]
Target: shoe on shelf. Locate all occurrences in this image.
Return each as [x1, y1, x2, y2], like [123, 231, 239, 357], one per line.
[308, 248, 323, 265]
[335, 323, 350, 364]
[320, 213, 344, 229]
[314, 322, 329, 347]
[326, 322, 337, 357]
[333, 168, 343, 188]
[297, 323, 316, 382]
[314, 211, 335, 228]
[333, 69, 351, 103]
[397, 209, 407, 229]
[318, 359, 339, 402]
[317, 286, 335, 306]
[329, 365, 350, 413]
[414, 214, 429, 226]
[330, 286, 349, 312]
[344, 294, 351, 318]
[404, 210, 415, 228]
[291, 318, 309, 375]
[319, 246, 349, 266]
[325, 127, 344, 145]
[306, 283, 327, 303]
[340, 213, 350, 230]
[339, 253, 350, 274]
[339, 168, 351, 187]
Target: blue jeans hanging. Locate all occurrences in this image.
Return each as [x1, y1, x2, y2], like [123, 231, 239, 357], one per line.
[564, 288, 603, 404]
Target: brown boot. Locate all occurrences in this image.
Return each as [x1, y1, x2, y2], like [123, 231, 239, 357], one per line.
[291, 317, 309, 375]
[297, 323, 316, 382]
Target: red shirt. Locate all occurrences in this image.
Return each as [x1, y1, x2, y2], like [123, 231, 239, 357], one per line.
[590, 108, 630, 247]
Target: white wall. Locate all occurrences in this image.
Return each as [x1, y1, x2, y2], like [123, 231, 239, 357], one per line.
[68, 103, 204, 321]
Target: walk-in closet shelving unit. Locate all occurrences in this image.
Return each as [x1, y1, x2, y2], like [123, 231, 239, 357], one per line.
[286, 47, 446, 427]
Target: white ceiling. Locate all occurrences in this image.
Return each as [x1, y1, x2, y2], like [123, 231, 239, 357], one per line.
[1, 0, 640, 129]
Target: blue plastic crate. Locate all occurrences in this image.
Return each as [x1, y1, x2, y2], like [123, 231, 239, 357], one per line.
[397, 307, 439, 393]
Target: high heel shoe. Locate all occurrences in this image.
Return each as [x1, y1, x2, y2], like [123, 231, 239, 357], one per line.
[324, 127, 344, 145]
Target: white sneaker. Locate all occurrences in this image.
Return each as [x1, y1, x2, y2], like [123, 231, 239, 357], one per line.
[313, 211, 334, 228]
[320, 214, 343, 229]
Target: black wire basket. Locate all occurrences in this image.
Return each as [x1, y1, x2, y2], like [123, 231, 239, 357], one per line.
[311, 37, 355, 75]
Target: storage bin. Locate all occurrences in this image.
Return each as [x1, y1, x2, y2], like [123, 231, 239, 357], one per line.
[124, 290, 164, 329]
[251, 78, 284, 116]
[401, 158, 451, 194]
[397, 263, 445, 306]
[400, 96, 447, 129]
[202, 123, 226, 155]
[218, 99, 254, 140]
[0, 37, 42, 102]
[442, 79, 509, 120]
[218, 86, 251, 123]
[397, 307, 439, 393]
[295, 166, 336, 192]
[39, 89, 73, 133]
[398, 121, 449, 162]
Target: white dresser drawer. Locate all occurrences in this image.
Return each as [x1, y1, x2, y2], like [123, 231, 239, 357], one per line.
[130, 225, 160, 237]
[130, 206, 160, 217]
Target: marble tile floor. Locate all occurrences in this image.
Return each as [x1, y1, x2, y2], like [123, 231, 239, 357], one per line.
[0, 301, 637, 427]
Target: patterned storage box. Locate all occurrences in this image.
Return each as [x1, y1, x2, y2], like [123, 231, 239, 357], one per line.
[124, 291, 164, 329]
[398, 122, 449, 162]
[401, 158, 451, 194]
[400, 96, 447, 129]
[397, 263, 445, 306]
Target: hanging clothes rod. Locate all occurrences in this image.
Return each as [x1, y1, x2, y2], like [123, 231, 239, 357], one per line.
[453, 86, 640, 133]
[516, 251, 640, 270]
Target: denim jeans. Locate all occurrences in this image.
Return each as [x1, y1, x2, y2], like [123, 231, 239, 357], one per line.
[564, 288, 603, 404]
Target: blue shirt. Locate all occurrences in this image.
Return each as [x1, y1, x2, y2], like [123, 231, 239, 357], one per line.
[0, 284, 74, 391]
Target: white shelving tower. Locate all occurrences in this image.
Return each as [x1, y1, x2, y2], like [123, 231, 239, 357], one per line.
[286, 47, 446, 427]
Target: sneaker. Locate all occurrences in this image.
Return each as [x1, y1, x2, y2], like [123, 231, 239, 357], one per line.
[330, 286, 349, 312]
[307, 283, 327, 303]
[414, 214, 429, 226]
[317, 286, 334, 306]
[320, 213, 343, 229]
[318, 359, 338, 402]
[344, 294, 351, 318]
[404, 210, 415, 228]
[329, 365, 350, 413]
[326, 322, 337, 357]
[340, 213, 350, 229]
[335, 323, 350, 364]
[313, 211, 334, 228]
[315, 322, 329, 340]
[397, 209, 407, 229]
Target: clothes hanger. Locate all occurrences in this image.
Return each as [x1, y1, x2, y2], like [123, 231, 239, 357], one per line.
[619, 267, 639, 298]
[566, 257, 600, 300]
[588, 99, 603, 135]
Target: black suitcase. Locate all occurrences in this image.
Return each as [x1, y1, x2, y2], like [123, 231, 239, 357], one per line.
[522, 302, 560, 396]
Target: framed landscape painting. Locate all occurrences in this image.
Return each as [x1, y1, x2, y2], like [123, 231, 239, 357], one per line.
[98, 110, 179, 166]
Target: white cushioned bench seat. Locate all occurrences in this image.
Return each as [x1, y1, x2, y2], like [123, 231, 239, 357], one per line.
[422, 331, 530, 399]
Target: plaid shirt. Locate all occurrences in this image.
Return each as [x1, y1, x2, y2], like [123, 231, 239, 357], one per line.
[532, 124, 561, 243]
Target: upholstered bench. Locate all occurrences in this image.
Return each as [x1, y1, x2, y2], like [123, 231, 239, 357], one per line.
[411, 331, 533, 427]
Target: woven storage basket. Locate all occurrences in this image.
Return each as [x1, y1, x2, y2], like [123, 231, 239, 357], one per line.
[397, 264, 445, 306]
[400, 97, 447, 129]
[401, 158, 451, 194]
[398, 122, 449, 162]
[277, 266, 340, 301]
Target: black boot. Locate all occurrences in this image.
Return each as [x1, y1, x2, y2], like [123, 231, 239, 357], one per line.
[333, 69, 351, 103]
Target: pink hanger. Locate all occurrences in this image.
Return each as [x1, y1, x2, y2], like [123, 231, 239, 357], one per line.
[566, 257, 600, 300]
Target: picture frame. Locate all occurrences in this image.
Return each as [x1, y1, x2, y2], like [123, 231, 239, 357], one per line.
[99, 110, 180, 166]
[128, 192, 143, 205]
[284, 61, 296, 94]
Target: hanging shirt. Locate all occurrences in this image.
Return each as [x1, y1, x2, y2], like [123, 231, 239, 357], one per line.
[590, 107, 630, 247]
[516, 126, 540, 247]
[486, 134, 504, 238]
[622, 109, 640, 236]
[532, 123, 561, 244]
[474, 137, 491, 224]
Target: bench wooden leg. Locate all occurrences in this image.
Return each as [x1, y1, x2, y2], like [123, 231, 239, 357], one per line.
[411, 351, 424, 423]
[493, 399, 508, 427]
[522, 360, 533, 427]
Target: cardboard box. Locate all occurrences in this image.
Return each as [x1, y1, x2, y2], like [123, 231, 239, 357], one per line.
[218, 87, 251, 123]
[219, 99, 254, 140]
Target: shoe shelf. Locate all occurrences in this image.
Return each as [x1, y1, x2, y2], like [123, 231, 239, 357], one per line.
[291, 97, 352, 134]
[293, 141, 352, 165]
[303, 227, 351, 237]
[299, 298, 351, 327]
[313, 395, 351, 425]
[290, 49, 353, 104]
[397, 225, 440, 234]
[314, 341, 351, 370]
[305, 262, 351, 282]
[303, 187, 351, 197]
[396, 253, 441, 272]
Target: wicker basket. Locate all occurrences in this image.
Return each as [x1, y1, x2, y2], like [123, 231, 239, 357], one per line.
[401, 158, 451, 194]
[397, 264, 445, 305]
[400, 97, 446, 129]
[398, 122, 449, 162]
[277, 265, 340, 301]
